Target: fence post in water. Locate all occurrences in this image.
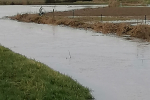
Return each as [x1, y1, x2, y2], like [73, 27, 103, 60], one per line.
[101, 14, 102, 22]
[73, 10, 74, 18]
[145, 15, 146, 24]
[137, 16, 138, 25]
[53, 9, 55, 19]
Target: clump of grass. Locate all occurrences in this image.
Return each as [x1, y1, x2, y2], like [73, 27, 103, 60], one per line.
[130, 25, 150, 40]
[101, 22, 118, 33]
[116, 23, 133, 35]
[0, 45, 93, 100]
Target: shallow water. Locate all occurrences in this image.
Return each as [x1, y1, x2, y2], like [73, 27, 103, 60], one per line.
[103, 19, 150, 25]
[0, 5, 150, 100]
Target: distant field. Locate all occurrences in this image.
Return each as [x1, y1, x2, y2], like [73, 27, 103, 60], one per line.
[0, 0, 150, 5]
[0, 0, 45, 5]
[94, 0, 150, 4]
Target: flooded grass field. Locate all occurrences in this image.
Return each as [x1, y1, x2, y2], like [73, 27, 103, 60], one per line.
[1, 5, 150, 100]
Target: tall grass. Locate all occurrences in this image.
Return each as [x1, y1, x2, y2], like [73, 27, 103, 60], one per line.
[0, 45, 93, 100]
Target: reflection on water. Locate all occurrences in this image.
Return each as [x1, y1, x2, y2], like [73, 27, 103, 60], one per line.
[0, 5, 150, 100]
[136, 43, 150, 67]
[103, 19, 150, 25]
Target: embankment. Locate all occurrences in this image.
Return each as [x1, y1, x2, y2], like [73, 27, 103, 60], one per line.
[10, 13, 150, 41]
[0, 45, 93, 100]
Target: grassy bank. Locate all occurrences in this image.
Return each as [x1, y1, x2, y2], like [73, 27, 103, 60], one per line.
[0, 45, 93, 100]
[10, 13, 150, 41]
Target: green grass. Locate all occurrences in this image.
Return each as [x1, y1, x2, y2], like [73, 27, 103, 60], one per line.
[0, 45, 93, 100]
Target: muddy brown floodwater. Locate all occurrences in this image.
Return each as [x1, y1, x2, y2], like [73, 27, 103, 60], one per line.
[1, 5, 150, 100]
[47, 7, 150, 17]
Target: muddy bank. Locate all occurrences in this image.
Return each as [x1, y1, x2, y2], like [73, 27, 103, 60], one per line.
[10, 13, 150, 41]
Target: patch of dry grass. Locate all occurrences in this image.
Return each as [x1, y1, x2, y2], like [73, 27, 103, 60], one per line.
[10, 13, 150, 41]
[116, 23, 133, 35]
[130, 25, 150, 40]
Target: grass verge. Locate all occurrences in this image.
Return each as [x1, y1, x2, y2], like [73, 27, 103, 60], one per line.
[0, 45, 93, 100]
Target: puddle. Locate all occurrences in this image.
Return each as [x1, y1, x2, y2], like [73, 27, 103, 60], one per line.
[0, 5, 150, 100]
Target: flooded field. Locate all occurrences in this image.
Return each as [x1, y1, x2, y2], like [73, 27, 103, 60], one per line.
[0, 5, 150, 100]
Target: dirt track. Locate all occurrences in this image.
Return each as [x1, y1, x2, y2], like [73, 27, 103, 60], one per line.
[47, 7, 150, 17]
